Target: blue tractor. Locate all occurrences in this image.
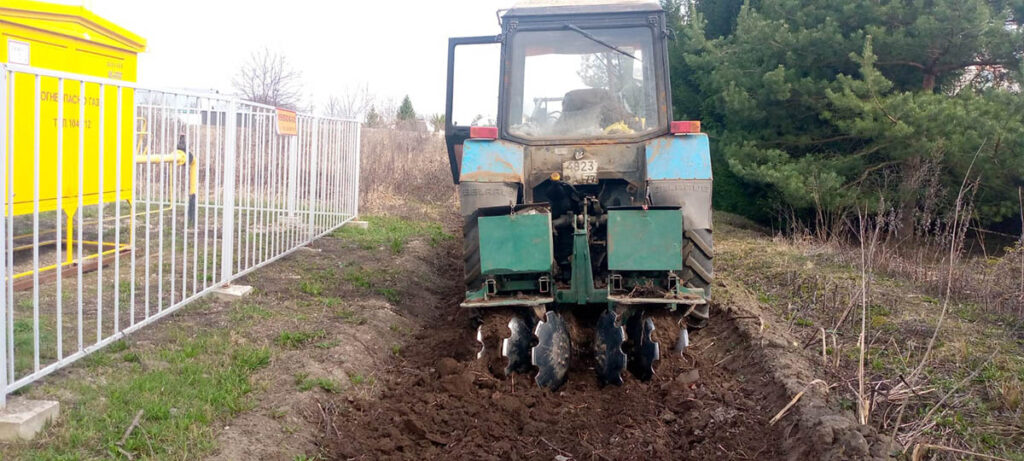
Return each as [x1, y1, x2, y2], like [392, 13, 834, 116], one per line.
[445, 0, 713, 390]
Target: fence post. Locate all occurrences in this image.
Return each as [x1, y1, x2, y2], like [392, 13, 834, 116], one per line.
[307, 118, 319, 240]
[353, 122, 361, 219]
[0, 65, 8, 411]
[286, 136, 298, 218]
[220, 101, 238, 283]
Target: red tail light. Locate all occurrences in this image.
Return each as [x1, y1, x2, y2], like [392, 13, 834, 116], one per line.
[670, 121, 701, 134]
[469, 126, 498, 139]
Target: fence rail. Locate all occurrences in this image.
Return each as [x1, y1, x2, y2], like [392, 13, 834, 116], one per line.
[0, 64, 360, 409]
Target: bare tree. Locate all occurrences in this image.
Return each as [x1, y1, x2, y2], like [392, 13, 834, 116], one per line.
[377, 97, 399, 125]
[232, 47, 304, 109]
[322, 96, 345, 118]
[322, 83, 374, 119]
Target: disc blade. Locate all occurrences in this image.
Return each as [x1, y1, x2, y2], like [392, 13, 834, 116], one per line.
[594, 309, 626, 386]
[626, 314, 659, 381]
[532, 311, 571, 390]
[476, 325, 485, 360]
[502, 314, 534, 375]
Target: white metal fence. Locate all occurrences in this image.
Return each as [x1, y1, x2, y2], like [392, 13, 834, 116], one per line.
[0, 64, 360, 409]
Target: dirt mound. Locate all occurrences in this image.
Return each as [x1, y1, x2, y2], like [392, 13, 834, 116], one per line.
[329, 311, 777, 460]
[322, 234, 889, 460]
[710, 279, 892, 460]
[331, 314, 889, 459]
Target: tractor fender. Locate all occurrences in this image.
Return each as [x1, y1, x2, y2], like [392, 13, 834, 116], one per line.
[458, 139, 524, 216]
[644, 134, 713, 230]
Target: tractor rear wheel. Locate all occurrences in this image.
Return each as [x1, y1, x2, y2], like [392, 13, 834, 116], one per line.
[681, 228, 713, 329]
[463, 215, 483, 292]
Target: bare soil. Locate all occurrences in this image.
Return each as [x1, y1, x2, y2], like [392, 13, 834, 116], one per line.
[317, 215, 891, 460]
[204, 241, 425, 460]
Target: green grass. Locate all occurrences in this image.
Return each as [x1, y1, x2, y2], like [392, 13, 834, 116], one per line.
[869, 304, 892, 317]
[275, 329, 327, 348]
[333, 215, 452, 254]
[107, 340, 129, 353]
[342, 268, 374, 289]
[299, 280, 324, 296]
[378, 288, 401, 304]
[6, 331, 272, 459]
[231, 302, 273, 322]
[342, 267, 402, 304]
[955, 302, 982, 322]
[319, 296, 342, 308]
[299, 269, 336, 297]
[314, 340, 340, 349]
[869, 304, 894, 329]
[389, 323, 410, 335]
[337, 309, 367, 326]
[755, 289, 777, 305]
[118, 280, 132, 304]
[233, 346, 272, 371]
[294, 373, 340, 393]
[870, 356, 886, 372]
[349, 373, 373, 386]
[12, 317, 57, 374]
[82, 351, 114, 368]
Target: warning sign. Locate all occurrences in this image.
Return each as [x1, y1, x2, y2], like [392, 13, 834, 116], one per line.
[275, 108, 297, 136]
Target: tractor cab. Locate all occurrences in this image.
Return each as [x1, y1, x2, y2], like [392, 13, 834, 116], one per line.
[445, 0, 673, 179]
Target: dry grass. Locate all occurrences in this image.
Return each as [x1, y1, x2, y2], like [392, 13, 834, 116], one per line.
[828, 235, 1024, 320]
[715, 212, 1024, 459]
[358, 128, 456, 217]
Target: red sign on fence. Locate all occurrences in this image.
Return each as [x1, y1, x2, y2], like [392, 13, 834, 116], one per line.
[276, 108, 298, 136]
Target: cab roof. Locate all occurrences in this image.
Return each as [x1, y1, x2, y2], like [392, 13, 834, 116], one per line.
[504, 0, 663, 17]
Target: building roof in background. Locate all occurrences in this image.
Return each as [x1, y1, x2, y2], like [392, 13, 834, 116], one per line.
[0, 0, 146, 52]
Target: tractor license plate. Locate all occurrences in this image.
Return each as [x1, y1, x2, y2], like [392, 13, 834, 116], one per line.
[562, 160, 598, 185]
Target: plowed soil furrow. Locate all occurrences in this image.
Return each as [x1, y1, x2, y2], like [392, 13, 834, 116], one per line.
[326, 219, 888, 460]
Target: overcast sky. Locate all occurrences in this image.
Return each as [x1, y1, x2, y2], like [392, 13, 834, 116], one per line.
[61, 0, 512, 116]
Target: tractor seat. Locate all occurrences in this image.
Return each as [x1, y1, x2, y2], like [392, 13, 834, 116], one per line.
[559, 88, 631, 131]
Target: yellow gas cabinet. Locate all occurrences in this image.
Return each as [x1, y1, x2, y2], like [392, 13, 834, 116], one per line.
[1, 0, 145, 273]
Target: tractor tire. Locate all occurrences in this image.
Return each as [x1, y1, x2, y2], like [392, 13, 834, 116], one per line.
[463, 215, 483, 292]
[681, 228, 713, 329]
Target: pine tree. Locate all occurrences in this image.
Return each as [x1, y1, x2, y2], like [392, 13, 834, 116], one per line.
[397, 96, 416, 121]
[666, 0, 1024, 231]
